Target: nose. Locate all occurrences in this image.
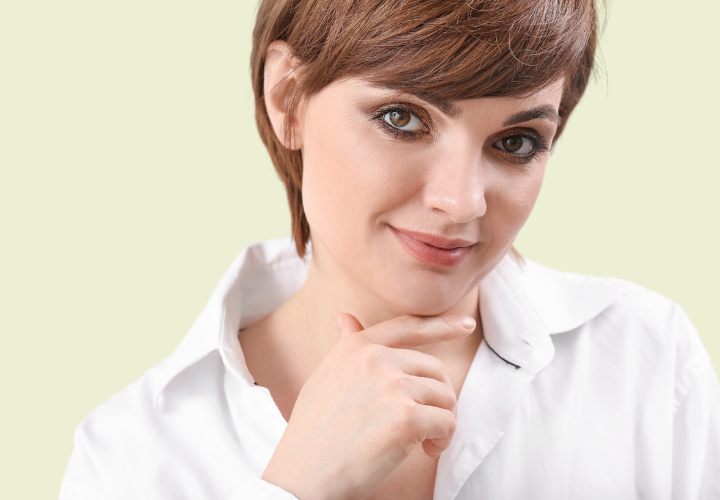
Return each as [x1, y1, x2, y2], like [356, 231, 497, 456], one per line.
[423, 147, 488, 223]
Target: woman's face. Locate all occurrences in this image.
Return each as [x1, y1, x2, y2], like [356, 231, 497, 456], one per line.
[294, 76, 564, 315]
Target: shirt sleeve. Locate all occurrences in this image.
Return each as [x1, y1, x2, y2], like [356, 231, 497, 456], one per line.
[58, 425, 112, 500]
[670, 304, 720, 499]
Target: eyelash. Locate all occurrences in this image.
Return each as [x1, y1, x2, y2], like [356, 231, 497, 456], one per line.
[370, 102, 551, 168]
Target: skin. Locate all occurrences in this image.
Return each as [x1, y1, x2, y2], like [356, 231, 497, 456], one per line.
[242, 40, 568, 499]
[244, 39, 564, 408]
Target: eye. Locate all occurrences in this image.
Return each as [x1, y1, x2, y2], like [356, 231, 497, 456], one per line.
[371, 103, 430, 140]
[491, 131, 551, 166]
[493, 135, 536, 155]
[381, 108, 425, 134]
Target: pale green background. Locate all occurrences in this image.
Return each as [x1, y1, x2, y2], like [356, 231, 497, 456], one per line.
[1, 1, 718, 498]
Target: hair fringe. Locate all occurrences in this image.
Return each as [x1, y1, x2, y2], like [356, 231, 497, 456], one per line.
[251, 0, 602, 260]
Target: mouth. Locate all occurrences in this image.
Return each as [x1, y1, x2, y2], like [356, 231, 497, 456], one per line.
[388, 225, 475, 267]
[389, 225, 476, 249]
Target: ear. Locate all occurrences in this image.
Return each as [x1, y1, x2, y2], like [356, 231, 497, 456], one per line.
[263, 40, 306, 151]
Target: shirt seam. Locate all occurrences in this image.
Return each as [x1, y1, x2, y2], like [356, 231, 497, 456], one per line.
[674, 356, 713, 414]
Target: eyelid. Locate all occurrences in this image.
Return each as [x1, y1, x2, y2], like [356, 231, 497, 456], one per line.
[370, 102, 552, 162]
[494, 127, 550, 150]
[491, 128, 551, 165]
[375, 102, 551, 143]
[374, 102, 433, 133]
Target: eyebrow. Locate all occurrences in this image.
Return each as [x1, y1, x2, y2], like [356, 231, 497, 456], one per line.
[383, 88, 561, 127]
[502, 105, 561, 127]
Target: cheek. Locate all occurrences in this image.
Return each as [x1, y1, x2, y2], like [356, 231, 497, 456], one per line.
[487, 166, 546, 239]
[300, 115, 353, 229]
[301, 114, 409, 237]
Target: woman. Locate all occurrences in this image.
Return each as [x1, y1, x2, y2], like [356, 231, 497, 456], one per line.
[59, 0, 720, 499]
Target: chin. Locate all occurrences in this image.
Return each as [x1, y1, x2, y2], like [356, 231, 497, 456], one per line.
[372, 278, 469, 316]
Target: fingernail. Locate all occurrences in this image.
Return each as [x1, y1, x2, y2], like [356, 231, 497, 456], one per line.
[460, 317, 476, 330]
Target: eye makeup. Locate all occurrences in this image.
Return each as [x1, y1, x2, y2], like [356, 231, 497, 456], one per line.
[368, 101, 553, 167]
[370, 102, 431, 140]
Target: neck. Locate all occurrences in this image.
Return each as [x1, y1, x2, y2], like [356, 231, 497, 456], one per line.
[271, 241, 483, 379]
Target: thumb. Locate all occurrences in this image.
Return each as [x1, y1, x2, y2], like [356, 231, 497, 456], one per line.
[337, 312, 364, 334]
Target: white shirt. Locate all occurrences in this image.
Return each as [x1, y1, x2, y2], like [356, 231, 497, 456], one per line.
[59, 236, 720, 500]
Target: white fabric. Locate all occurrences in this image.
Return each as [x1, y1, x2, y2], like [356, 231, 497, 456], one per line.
[59, 236, 720, 499]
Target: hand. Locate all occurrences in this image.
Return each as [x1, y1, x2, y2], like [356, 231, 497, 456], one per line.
[261, 312, 476, 500]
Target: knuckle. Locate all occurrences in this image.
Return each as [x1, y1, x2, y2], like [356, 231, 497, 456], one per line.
[447, 412, 457, 434]
[440, 388, 456, 412]
[360, 343, 385, 368]
[446, 388, 458, 409]
[429, 355, 447, 377]
[394, 401, 418, 428]
[388, 374, 411, 394]
[343, 336, 364, 360]
[348, 334, 365, 350]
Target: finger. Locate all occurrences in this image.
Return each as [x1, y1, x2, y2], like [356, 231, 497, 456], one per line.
[399, 374, 457, 413]
[386, 348, 455, 389]
[406, 404, 456, 444]
[423, 437, 453, 458]
[337, 312, 364, 334]
[363, 314, 476, 348]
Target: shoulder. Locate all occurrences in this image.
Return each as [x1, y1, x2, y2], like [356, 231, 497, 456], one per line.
[70, 341, 220, 460]
[594, 275, 689, 336]
[588, 274, 707, 371]
[62, 350, 234, 497]
[61, 361, 167, 498]
[524, 257, 699, 345]
[72, 359, 169, 450]
[525, 259, 712, 409]
[73, 343, 225, 440]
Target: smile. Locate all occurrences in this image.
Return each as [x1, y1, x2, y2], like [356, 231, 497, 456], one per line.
[389, 225, 473, 267]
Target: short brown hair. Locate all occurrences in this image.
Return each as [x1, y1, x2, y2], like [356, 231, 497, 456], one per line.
[251, 0, 602, 262]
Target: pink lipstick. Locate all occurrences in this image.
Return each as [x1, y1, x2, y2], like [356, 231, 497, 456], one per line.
[389, 225, 474, 267]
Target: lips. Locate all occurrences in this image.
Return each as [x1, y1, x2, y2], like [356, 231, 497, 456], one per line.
[389, 225, 474, 267]
[390, 226, 476, 249]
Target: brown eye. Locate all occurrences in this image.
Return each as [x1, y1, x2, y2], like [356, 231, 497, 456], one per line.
[381, 108, 424, 133]
[494, 135, 535, 155]
[503, 137, 523, 152]
[388, 110, 411, 127]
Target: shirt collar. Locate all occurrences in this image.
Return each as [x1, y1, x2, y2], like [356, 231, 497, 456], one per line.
[151, 237, 623, 411]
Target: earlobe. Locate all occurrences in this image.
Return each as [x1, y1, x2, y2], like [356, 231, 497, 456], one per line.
[263, 40, 304, 150]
